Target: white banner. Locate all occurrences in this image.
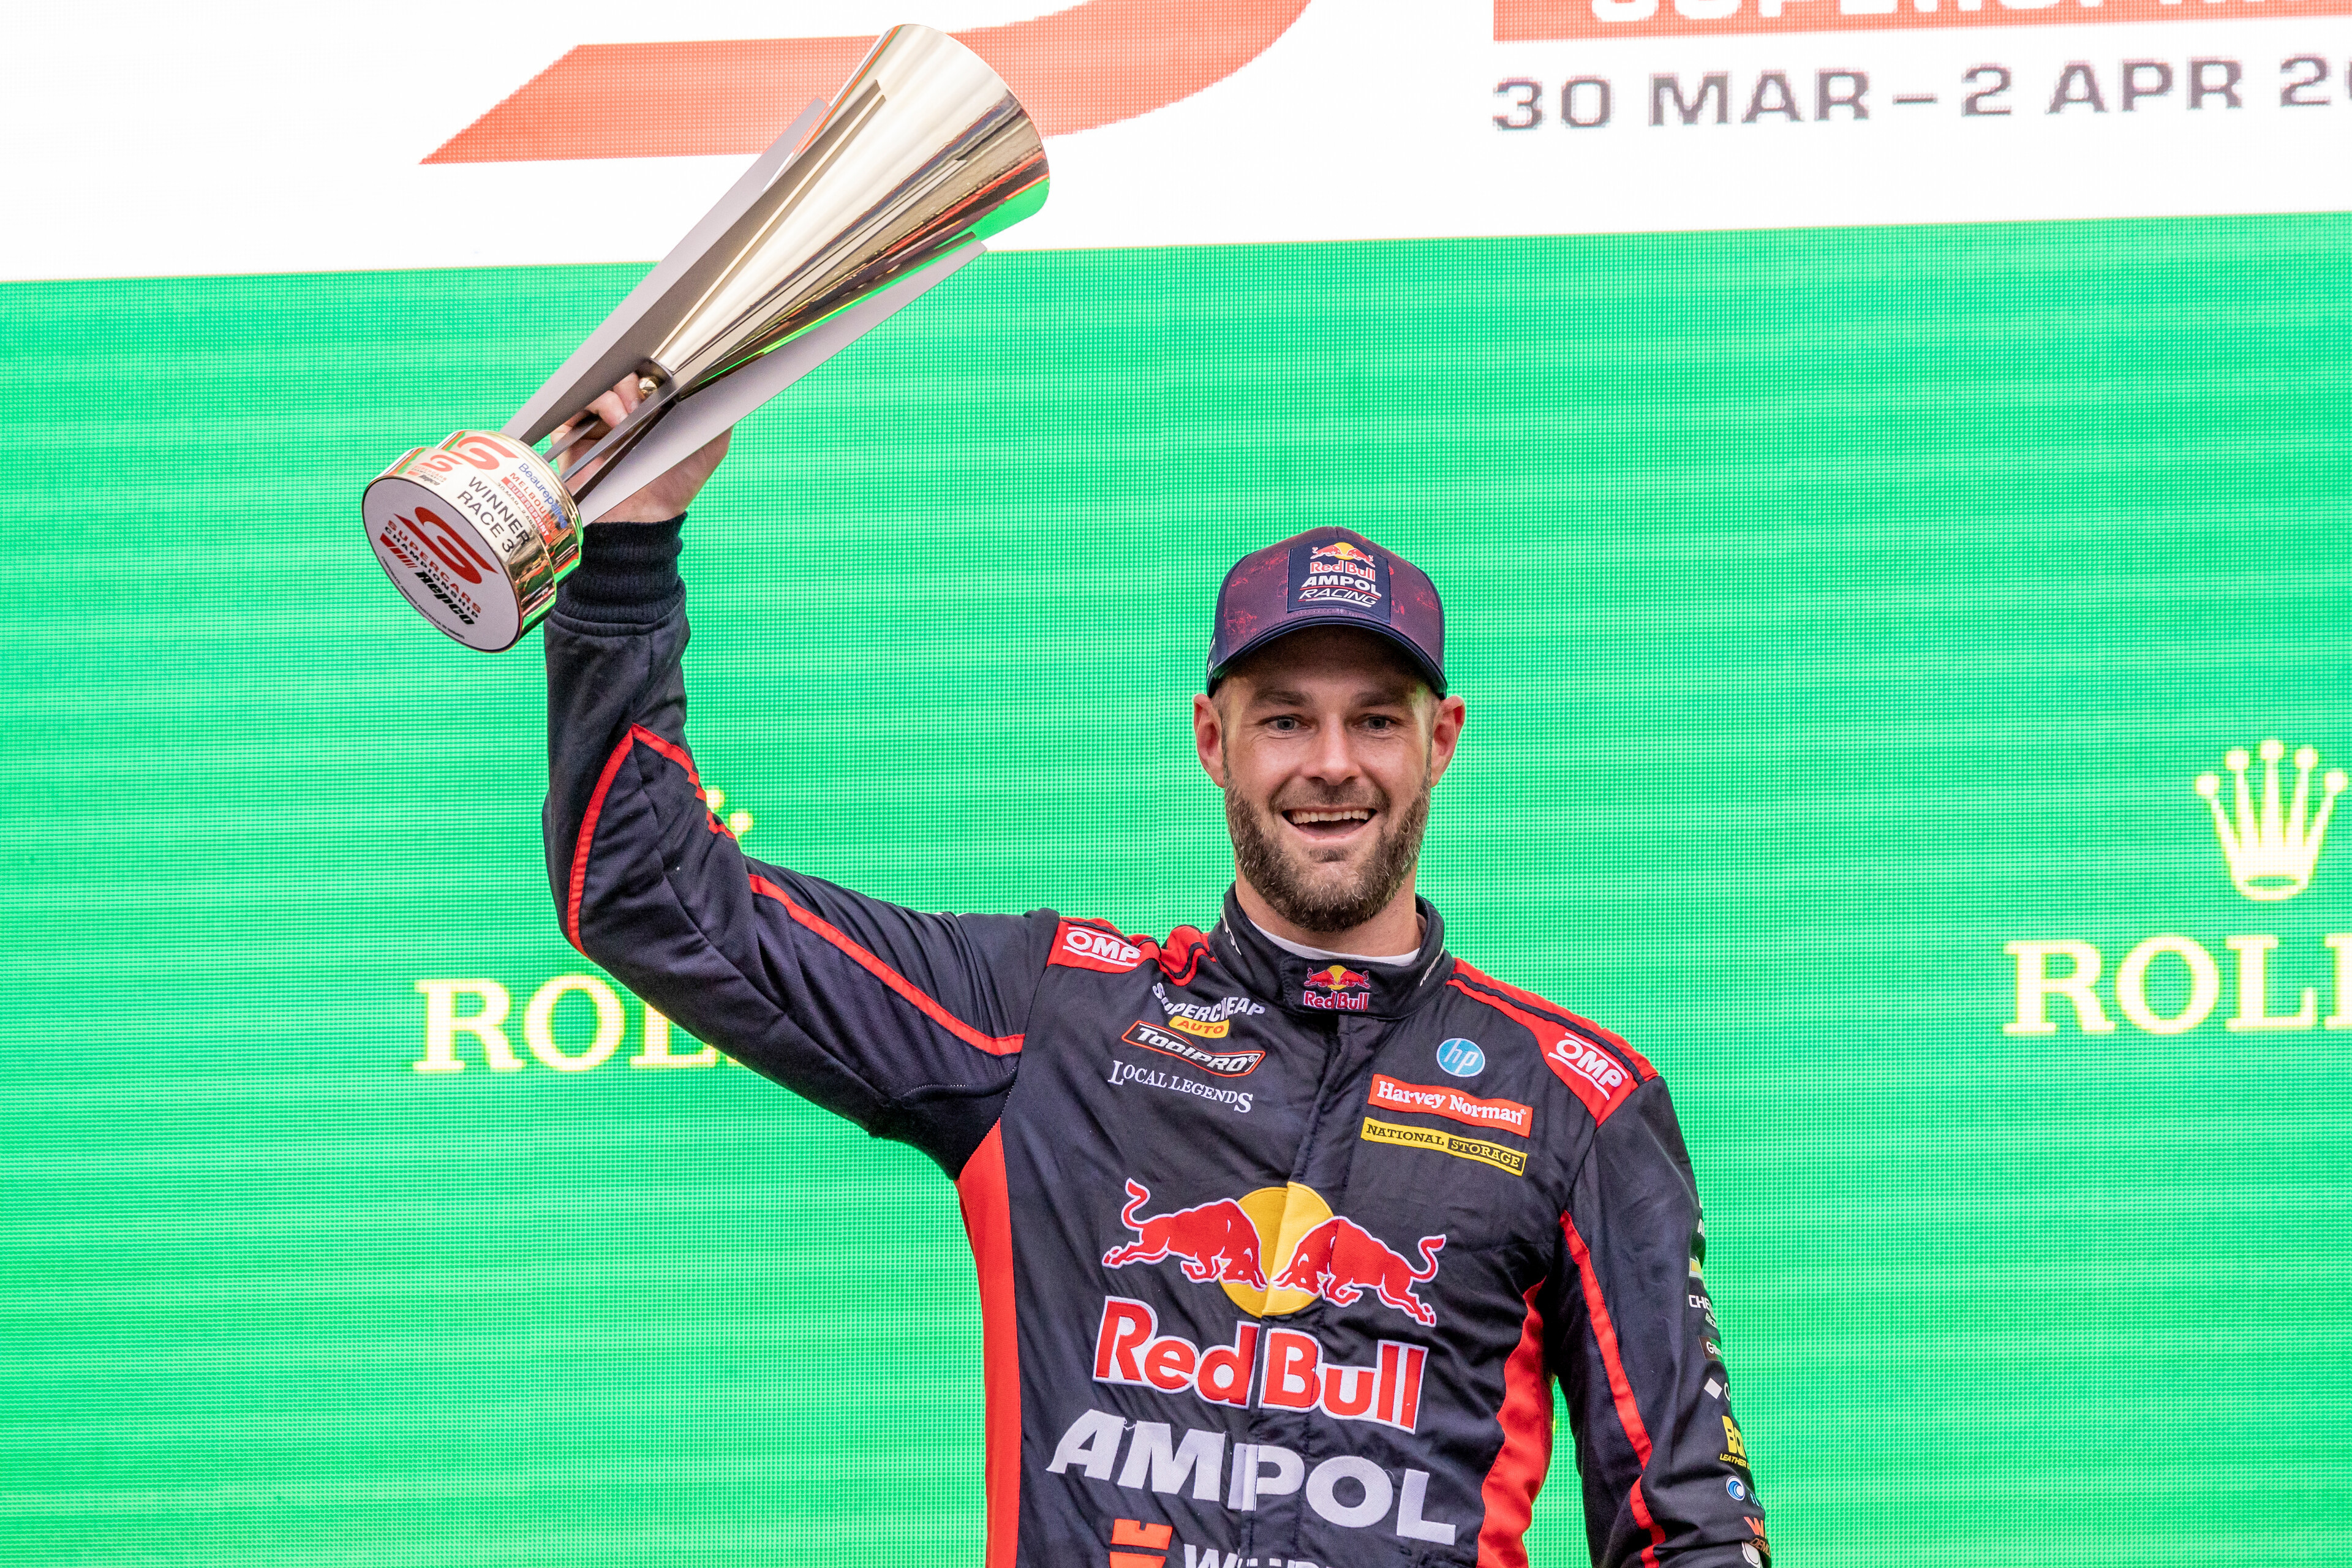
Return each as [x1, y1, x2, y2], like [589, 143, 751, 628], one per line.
[10, 0, 2352, 281]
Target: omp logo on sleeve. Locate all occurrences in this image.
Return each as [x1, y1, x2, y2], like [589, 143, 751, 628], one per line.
[1360, 1116, 1528, 1177]
[1549, 1035, 1629, 1096]
[1057, 919, 1145, 973]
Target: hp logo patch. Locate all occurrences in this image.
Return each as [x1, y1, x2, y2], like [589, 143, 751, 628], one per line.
[1435, 1038, 1485, 1077]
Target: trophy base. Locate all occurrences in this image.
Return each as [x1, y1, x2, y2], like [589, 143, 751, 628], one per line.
[363, 432, 580, 652]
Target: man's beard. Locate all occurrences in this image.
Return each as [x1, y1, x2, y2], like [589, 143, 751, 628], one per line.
[1225, 776, 1432, 940]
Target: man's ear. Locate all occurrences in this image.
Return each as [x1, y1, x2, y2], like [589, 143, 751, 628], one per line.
[1426, 694, 1467, 786]
[1193, 692, 1227, 789]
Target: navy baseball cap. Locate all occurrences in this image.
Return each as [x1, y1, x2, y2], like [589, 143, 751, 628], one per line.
[1205, 527, 1447, 696]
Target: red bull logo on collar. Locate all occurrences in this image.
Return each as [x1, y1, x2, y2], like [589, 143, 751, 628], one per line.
[1299, 965, 1371, 1013]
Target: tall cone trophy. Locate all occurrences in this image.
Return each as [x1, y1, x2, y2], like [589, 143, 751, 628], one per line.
[362, 24, 1049, 652]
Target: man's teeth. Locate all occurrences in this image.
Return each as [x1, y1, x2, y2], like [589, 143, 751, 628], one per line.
[1289, 809, 1371, 824]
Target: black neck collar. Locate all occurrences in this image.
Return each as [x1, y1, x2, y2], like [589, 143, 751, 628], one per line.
[1210, 886, 1455, 1020]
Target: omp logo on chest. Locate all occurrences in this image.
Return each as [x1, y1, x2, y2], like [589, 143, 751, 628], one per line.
[2007, 739, 2351, 1037]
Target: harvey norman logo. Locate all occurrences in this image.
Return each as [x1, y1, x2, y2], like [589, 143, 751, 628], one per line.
[2008, 739, 2350, 1038]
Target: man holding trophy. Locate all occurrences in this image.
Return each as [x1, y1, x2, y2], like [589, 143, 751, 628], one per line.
[369, 24, 1770, 1568]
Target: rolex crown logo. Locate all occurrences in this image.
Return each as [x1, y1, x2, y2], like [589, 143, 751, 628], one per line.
[2195, 739, 2346, 902]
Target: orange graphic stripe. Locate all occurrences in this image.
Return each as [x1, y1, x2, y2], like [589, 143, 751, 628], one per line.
[428, 0, 1314, 164]
[1499, 0, 2352, 42]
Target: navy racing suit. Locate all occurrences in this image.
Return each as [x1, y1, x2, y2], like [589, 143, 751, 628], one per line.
[543, 521, 1770, 1568]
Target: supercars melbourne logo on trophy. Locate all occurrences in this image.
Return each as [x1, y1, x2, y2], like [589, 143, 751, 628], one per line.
[362, 23, 1050, 651]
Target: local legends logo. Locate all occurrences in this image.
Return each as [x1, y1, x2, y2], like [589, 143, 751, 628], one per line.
[2008, 738, 2350, 1038]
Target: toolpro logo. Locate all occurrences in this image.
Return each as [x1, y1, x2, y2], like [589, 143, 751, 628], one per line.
[2007, 737, 2352, 1038]
[1102, 1178, 1443, 1325]
[1300, 964, 1371, 1012]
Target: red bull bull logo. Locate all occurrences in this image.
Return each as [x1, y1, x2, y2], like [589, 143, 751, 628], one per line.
[1298, 965, 1371, 1013]
[1102, 1180, 1268, 1289]
[1272, 1216, 1445, 1328]
[1102, 1178, 1444, 1327]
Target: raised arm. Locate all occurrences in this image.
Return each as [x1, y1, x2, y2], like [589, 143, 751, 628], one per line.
[540, 381, 1056, 1175]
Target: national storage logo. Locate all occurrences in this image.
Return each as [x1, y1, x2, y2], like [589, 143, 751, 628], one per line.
[2007, 739, 2350, 1038]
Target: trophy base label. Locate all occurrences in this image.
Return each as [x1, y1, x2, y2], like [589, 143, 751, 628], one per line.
[363, 432, 579, 653]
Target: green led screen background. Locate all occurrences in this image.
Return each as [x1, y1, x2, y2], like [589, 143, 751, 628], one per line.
[7, 214, 2352, 1564]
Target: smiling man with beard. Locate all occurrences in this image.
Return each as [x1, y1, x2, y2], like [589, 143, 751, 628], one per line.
[543, 385, 1768, 1567]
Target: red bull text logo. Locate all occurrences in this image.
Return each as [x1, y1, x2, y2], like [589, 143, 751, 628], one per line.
[1299, 965, 1371, 1013]
[1093, 1298, 1428, 1432]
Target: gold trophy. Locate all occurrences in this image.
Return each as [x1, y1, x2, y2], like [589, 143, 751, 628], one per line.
[363, 24, 1049, 651]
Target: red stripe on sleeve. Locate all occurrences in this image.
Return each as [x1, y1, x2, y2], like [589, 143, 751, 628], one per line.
[1449, 979, 1637, 1123]
[1452, 960, 1657, 1081]
[751, 877, 1024, 1057]
[1628, 1479, 1667, 1568]
[1476, 1284, 1554, 1568]
[957, 1123, 1022, 1568]
[567, 725, 731, 950]
[1562, 1214, 1651, 1463]
[1563, 1214, 1668, 1565]
[565, 725, 674, 950]
[566, 727, 1023, 1059]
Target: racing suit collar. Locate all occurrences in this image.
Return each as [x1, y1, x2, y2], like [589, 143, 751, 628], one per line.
[1210, 886, 1455, 1021]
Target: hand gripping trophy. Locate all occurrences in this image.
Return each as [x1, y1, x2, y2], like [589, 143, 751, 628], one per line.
[361, 24, 1049, 651]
